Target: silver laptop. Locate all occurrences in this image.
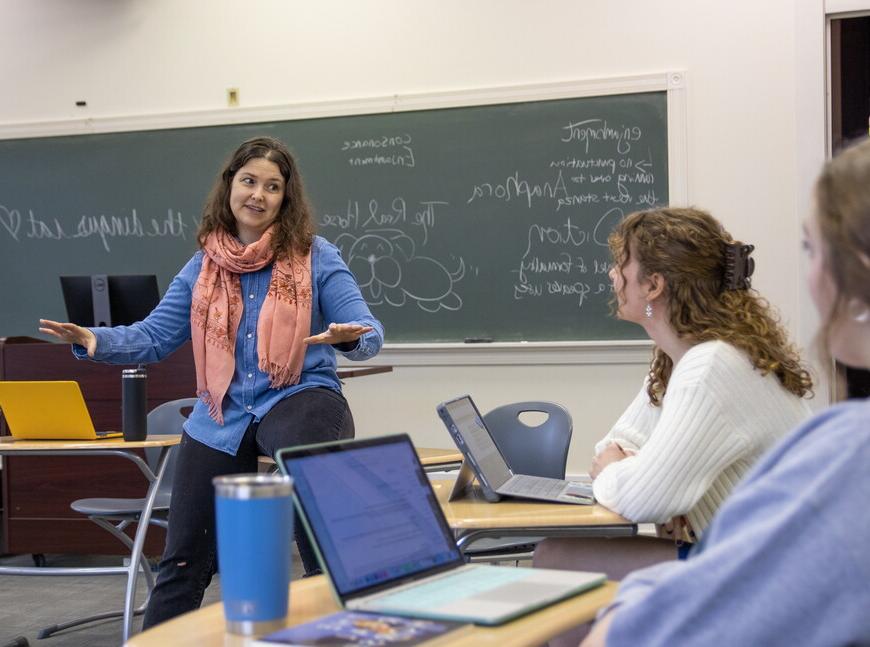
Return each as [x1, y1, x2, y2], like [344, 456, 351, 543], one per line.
[276, 434, 604, 626]
[436, 395, 595, 505]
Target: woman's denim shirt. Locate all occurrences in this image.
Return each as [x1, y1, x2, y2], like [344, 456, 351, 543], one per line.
[74, 236, 384, 455]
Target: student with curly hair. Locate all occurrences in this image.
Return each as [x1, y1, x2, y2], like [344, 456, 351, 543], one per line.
[579, 137, 870, 647]
[534, 208, 813, 645]
[588, 208, 812, 538]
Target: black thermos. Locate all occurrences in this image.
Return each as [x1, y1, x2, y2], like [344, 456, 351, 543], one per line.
[122, 366, 148, 441]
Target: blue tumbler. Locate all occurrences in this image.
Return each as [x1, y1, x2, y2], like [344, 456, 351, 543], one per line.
[213, 473, 294, 636]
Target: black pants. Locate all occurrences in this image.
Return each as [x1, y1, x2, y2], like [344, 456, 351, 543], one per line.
[142, 387, 354, 630]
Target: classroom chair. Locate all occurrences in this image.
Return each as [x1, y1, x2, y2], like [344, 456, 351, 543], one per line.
[464, 401, 573, 564]
[485, 401, 572, 478]
[56, 398, 196, 638]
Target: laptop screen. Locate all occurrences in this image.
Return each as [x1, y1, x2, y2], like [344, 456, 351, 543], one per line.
[440, 396, 513, 489]
[278, 436, 463, 599]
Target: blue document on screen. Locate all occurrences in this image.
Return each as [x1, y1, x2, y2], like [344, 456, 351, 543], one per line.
[276, 434, 605, 626]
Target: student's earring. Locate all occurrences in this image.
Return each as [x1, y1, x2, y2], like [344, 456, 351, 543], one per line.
[645, 303, 653, 318]
[847, 298, 870, 324]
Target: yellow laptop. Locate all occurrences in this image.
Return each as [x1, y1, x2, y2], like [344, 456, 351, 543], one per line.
[0, 381, 123, 440]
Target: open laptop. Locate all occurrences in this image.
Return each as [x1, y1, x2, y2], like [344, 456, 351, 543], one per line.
[276, 434, 604, 625]
[436, 394, 594, 505]
[0, 381, 123, 440]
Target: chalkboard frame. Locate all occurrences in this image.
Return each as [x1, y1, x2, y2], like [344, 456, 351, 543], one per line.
[0, 71, 687, 364]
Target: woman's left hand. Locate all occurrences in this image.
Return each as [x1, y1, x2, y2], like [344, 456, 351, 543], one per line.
[304, 322, 374, 346]
[590, 442, 630, 479]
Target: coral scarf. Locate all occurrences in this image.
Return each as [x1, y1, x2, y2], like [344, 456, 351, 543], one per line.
[191, 227, 312, 424]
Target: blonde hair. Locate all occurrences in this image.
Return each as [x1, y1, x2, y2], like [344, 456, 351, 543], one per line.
[814, 138, 870, 347]
[609, 208, 812, 405]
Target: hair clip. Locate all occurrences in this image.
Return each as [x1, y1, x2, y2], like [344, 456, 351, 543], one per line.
[723, 243, 755, 291]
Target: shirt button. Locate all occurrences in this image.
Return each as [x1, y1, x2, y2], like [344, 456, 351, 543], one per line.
[247, 373, 253, 379]
[249, 294, 255, 299]
[246, 333, 253, 339]
[246, 404, 253, 410]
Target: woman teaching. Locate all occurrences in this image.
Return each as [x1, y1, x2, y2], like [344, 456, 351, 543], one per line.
[39, 136, 384, 628]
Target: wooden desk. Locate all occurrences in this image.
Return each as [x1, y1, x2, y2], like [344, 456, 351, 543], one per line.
[258, 447, 463, 473]
[0, 435, 181, 642]
[415, 447, 462, 470]
[336, 365, 392, 379]
[0, 336, 195, 556]
[0, 436, 178, 452]
[125, 574, 618, 647]
[433, 480, 636, 552]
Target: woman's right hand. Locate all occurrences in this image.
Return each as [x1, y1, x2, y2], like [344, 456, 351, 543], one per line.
[39, 319, 97, 357]
[589, 441, 630, 479]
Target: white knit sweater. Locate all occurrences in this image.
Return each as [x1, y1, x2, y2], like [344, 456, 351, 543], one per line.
[592, 340, 812, 536]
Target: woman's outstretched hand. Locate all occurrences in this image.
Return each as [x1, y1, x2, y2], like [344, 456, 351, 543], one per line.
[39, 319, 97, 357]
[303, 322, 373, 346]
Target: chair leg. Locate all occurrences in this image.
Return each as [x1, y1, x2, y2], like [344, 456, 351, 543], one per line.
[86, 510, 163, 642]
[90, 517, 157, 593]
[36, 603, 148, 639]
[33, 518, 157, 639]
[122, 445, 172, 642]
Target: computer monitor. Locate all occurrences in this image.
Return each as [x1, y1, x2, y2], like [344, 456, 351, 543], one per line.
[59, 275, 160, 327]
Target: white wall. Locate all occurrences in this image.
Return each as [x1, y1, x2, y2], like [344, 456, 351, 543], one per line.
[1, 0, 830, 472]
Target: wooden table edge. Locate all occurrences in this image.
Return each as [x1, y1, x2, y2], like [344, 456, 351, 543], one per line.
[0, 434, 181, 450]
[124, 577, 618, 647]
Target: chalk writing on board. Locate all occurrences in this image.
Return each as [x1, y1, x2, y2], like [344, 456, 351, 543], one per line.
[320, 198, 445, 245]
[502, 120, 663, 310]
[0, 88, 670, 341]
[0, 204, 192, 253]
[512, 211, 618, 308]
[466, 170, 569, 208]
[560, 120, 642, 154]
[0, 205, 20, 240]
[342, 133, 417, 168]
[334, 229, 465, 312]
[319, 192, 466, 312]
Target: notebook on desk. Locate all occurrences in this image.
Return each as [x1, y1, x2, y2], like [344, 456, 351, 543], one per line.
[436, 394, 595, 505]
[0, 381, 124, 440]
[276, 434, 605, 626]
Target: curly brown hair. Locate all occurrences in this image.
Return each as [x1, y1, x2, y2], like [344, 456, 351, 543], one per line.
[197, 136, 315, 258]
[609, 207, 812, 405]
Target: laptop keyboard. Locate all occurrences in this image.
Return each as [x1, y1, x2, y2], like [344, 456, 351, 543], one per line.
[372, 567, 531, 609]
[500, 474, 567, 498]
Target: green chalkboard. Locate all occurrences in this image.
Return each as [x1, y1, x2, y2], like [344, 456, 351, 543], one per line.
[0, 90, 668, 342]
